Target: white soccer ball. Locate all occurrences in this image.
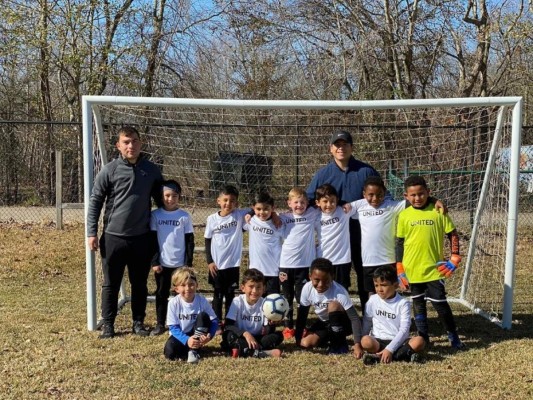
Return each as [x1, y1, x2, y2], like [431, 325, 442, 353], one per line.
[262, 293, 289, 322]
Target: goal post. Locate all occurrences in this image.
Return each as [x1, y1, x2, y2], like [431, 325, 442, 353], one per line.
[82, 95, 523, 331]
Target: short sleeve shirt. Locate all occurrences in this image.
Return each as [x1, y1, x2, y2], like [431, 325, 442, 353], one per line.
[244, 216, 283, 277]
[166, 294, 218, 334]
[300, 281, 354, 322]
[150, 208, 194, 267]
[226, 294, 267, 336]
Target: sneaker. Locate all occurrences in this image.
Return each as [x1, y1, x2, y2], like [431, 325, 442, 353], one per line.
[253, 349, 283, 358]
[362, 353, 380, 365]
[132, 321, 150, 337]
[327, 344, 349, 355]
[282, 327, 295, 340]
[410, 353, 424, 363]
[99, 323, 115, 339]
[187, 350, 200, 364]
[448, 333, 466, 351]
[150, 324, 166, 336]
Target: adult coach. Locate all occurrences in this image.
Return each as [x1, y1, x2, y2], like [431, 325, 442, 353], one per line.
[307, 130, 385, 311]
[87, 126, 163, 339]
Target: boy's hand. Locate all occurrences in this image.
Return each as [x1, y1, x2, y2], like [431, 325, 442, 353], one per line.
[152, 265, 162, 273]
[243, 332, 259, 349]
[208, 262, 218, 277]
[342, 203, 352, 213]
[353, 343, 363, 359]
[434, 199, 448, 214]
[437, 254, 461, 278]
[396, 262, 409, 291]
[198, 333, 211, 347]
[244, 214, 251, 224]
[187, 335, 202, 349]
[378, 349, 393, 364]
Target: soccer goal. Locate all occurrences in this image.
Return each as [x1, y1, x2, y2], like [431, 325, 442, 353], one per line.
[82, 96, 523, 331]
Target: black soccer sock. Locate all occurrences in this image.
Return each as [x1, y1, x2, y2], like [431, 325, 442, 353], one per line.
[328, 311, 347, 348]
[393, 343, 414, 362]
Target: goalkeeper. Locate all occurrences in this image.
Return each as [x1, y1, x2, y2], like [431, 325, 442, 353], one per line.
[396, 175, 465, 350]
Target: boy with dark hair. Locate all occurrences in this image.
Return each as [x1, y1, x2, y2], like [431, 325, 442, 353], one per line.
[149, 179, 194, 336]
[221, 268, 283, 358]
[361, 265, 425, 365]
[396, 175, 465, 350]
[244, 191, 284, 296]
[205, 185, 249, 328]
[314, 184, 358, 291]
[295, 258, 363, 357]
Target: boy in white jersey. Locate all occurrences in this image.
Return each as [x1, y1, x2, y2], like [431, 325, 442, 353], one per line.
[361, 265, 425, 365]
[278, 187, 320, 339]
[314, 184, 358, 291]
[150, 180, 195, 336]
[351, 176, 406, 300]
[205, 185, 249, 328]
[164, 268, 218, 363]
[221, 268, 283, 358]
[244, 191, 284, 295]
[295, 258, 363, 357]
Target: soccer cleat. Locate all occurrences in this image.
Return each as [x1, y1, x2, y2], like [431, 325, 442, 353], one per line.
[187, 350, 201, 364]
[132, 321, 150, 337]
[150, 324, 166, 336]
[327, 344, 349, 355]
[282, 327, 296, 340]
[448, 333, 466, 351]
[99, 323, 115, 339]
[362, 353, 380, 365]
[255, 349, 282, 358]
[410, 353, 424, 363]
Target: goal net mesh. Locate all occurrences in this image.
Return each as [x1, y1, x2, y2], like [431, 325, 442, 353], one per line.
[89, 102, 522, 326]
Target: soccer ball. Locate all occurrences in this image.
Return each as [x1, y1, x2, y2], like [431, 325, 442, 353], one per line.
[262, 293, 289, 322]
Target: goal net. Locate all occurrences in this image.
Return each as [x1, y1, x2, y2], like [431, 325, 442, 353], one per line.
[82, 96, 523, 331]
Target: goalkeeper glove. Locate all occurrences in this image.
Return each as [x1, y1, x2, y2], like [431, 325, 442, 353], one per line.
[396, 262, 409, 289]
[437, 254, 462, 278]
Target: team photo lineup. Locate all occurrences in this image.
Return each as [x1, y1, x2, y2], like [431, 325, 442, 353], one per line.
[87, 125, 466, 365]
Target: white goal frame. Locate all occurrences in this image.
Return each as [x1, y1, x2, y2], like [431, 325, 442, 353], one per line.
[82, 95, 522, 331]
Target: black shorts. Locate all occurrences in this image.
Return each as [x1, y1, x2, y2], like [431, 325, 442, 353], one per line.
[307, 313, 351, 347]
[410, 280, 448, 302]
[208, 267, 240, 293]
[363, 264, 395, 292]
[375, 338, 409, 354]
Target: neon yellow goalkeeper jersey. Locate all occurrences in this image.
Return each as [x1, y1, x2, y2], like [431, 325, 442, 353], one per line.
[396, 203, 456, 283]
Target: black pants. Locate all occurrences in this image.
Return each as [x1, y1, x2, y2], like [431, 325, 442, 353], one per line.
[164, 312, 211, 360]
[209, 267, 240, 320]
[350, 219, 368, 310]
[279, 267, 309, 328]
[99, 232, 153, 325]
[154, 266, 177, 325]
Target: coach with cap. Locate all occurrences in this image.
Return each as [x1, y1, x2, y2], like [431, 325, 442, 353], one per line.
[306, 130, 386, 312]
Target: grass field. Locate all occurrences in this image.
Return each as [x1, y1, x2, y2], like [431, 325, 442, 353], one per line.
[0, 223, 532, 400]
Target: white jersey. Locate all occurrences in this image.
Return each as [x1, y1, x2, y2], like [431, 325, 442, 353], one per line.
[362, 293, 411, 353]
[226, 294, 267, 336]
[316, 206, 357, 264]
[166, 293, 218, 334]
[150, 208, 194, 268]
[279, 207, 320, 269]
[204, 209, 249, 270]
[244, 216, 283, 277]
[352, 199, 406, 267]
[300, 280, 354, 322]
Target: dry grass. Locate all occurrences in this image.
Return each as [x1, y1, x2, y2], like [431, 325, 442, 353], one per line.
[0, 223, 532, 400]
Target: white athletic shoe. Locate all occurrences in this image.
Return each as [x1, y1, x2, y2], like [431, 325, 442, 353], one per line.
[187, 350, 200, 364]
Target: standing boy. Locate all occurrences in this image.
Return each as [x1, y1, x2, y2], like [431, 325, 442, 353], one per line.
[150, 180, 194, 336]
[205, 185, 249, 326]
[244, 191, 284, 296]
[278, 188, 320, 338]
[87, 126, 163, 339]
[361, 265, 425, 365]
[295, 258, 363, 357]
[314, 184, 358, 291]
[396, 175, 465, 349]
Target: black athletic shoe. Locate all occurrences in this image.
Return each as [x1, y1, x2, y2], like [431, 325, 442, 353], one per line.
[362, 353, 380, 365]
[150, 324, 166, 336]
[132, 321, 150, 337]
[410, 353, 424, 363]
[99, 323, 115, 339]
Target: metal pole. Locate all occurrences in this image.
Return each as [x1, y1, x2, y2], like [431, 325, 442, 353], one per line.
[55, 150, 63, 230]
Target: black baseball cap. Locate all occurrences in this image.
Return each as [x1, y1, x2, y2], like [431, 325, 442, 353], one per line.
[330, 130, 353, 145]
